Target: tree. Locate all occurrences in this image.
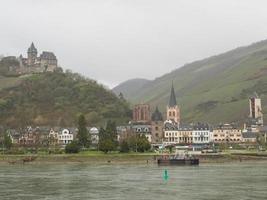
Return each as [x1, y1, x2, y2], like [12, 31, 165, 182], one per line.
[3, 132, 12, 150]
[77, 114, 90, 148]
[98, 123, 118, 153]
[136, 134, 151, 152]
[120, 140, 130, 153]
[127, 134, 151, 153]
[65, 141, 80, 153]
[99, 138, 116, 153]
[106, 120, 117, 143]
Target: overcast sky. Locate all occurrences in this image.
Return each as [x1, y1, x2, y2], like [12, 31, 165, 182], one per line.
[1, 0, 267, 88]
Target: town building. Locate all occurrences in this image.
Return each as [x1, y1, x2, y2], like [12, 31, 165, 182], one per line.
[58, 129, 74, 146]
[213, 123, 242, 144]
[132, 104, 151, 123]
[242, 132, 257, 143]
[151, 107, 164, 144]
[132, 124, 152, 143]
[117, 125, 133, 142]
[89, 127, 99, 146]
[192, 123, 212, 144]
[249, 92, 263, 126]
[166, 83, 180, 125]
[163, 123, 193, 145]
[48, 128, 60, 146]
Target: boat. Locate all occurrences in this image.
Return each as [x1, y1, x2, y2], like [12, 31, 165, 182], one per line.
[157, 151, 199, 166]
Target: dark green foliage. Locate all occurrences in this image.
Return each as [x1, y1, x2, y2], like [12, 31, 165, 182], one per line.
[77, 114, 90, 148]
[119, 140, 130, 153]
[0, 57, 20, 76]
[128, 134, 151, 152]
[98, 121, 118, 153]
[0, 72, 131, 127]
[99, 138, 117, 153]
[136, 134, 151, 152]
[3, 133, 12, 150]
[65, 141, 80, 154]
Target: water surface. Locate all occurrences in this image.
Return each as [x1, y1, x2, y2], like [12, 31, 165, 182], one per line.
[0, 162, 267, 200]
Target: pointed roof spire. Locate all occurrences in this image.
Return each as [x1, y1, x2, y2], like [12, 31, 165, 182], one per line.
[28, 42, 37, 53]
[152, 106, 163, 121]
[168, 82, 177, 107]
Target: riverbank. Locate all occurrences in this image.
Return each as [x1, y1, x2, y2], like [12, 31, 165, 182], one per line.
[1, 151, 267, 165]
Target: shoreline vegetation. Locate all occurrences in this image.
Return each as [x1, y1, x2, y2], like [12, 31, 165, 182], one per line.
[1, 151, 267, 165]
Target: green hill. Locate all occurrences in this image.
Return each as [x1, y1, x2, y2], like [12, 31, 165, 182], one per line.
[113, 78, 151, 99]
[113, 39, 267, 125]
[0, 72, 131, 128]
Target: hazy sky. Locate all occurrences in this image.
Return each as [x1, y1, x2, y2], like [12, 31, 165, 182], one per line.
[1, 0, 267, 88]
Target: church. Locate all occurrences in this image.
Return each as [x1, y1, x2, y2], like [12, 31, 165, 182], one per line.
[166, 83, 180, 126]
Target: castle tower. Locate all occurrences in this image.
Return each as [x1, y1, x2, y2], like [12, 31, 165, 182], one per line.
[166, 83, 180, 125]
[27, 42, 37, 66]
[249, 92, 263, 125]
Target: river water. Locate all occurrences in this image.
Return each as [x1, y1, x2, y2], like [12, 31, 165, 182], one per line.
[0, 162, 267, 200]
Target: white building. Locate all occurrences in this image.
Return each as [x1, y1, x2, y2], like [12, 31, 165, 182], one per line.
[192, 123, 212, 144]
[89, 127, 99, 145]
[58, 129, 74, 145]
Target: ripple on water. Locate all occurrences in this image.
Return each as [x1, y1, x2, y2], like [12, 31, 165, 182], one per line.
[0, 163, 267, 200]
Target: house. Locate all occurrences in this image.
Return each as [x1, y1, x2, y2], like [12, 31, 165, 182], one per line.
[132, 124, 152, 143]
[213, 123, 242, 144]
[58, 129, 74, 146]
[242, 132, 257, 143]
[192, 123, 212, 144]
[89, 127, 99, 145]
[164, 123, 193, 145]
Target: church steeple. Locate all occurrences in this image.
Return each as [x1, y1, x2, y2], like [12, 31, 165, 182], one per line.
[166, 82, 180, 125]
[168, 82, 177, 107]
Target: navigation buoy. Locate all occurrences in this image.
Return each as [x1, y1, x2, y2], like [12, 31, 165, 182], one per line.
[163, 169, 169, 181]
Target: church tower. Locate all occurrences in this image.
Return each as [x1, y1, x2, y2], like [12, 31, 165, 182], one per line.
[166, 83, 180, 125]
[27, 42, 37, 66]
[249, 92, 263, 126]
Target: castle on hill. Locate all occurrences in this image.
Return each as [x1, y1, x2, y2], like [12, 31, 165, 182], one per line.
[11, 42, 58, 74]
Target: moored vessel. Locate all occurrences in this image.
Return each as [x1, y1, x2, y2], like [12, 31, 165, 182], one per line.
[157, 151, 199, 166]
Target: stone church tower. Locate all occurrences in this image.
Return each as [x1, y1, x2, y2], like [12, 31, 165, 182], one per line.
[27, 42, 37, 66]
[166, 83, 180, 125]
[249, 92, 263, 126]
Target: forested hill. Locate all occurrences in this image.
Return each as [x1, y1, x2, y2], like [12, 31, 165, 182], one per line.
[0, 72, 131, 128]
[113, 39, 267, 124]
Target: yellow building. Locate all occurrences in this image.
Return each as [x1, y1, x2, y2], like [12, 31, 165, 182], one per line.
[213, 124, 242, 144]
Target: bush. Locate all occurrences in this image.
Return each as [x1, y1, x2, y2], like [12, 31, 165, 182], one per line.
[65, 141, 80, 154]
[99, 139, 116, 153]
[120, 140, 130, 153]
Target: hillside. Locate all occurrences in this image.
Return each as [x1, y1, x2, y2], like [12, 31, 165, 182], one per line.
[0, 72, 131, 128]
[113, 78, 151, 99]
[114, 39, 267, 124]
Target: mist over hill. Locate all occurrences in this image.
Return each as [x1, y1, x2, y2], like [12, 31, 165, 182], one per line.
[113, 39, 267, 124]
[113, 78, 151, 99]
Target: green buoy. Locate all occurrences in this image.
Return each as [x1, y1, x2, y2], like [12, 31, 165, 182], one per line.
[163, 169, 169, 181]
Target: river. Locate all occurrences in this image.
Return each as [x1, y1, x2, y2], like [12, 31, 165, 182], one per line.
[0, 162, 266, 200]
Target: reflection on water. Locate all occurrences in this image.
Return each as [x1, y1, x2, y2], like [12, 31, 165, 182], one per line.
[0, 162, 267, 200]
